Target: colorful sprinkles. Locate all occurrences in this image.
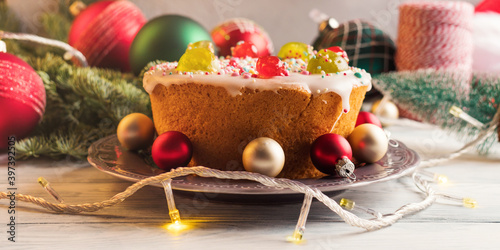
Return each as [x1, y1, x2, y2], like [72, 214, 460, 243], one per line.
[145, 56, 369, 84]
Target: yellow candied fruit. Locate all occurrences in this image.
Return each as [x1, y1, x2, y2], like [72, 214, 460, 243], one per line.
[307, 49, 349, 74]
[277, 42, 314, 62]
[187, 40, 215, 54]
[177, 48, 218, 73]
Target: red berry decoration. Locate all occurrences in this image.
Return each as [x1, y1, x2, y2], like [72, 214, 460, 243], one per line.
[231, 41, 258, 58]
[211, 18, 273, 57]
[0, 51, 46, 149]
[355, 111, 382, 128]
[152, 131, 193, 171]
[68, 0, 146, 71]
[256, 56, 288, 78]
[327, 46, 349, 61]
[310, 134, 355, 179]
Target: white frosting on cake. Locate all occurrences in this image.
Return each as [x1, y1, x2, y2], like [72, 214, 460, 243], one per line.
[143, 57, 371, 113]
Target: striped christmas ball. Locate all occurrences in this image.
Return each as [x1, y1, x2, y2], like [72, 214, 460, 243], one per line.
[312, 19, 396, 76]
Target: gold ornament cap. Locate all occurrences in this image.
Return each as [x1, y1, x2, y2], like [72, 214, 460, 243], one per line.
[319, 18, 339, 34]
[69, 1, 87, 16]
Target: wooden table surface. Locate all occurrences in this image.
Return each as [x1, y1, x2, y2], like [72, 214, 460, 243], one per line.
[1, 124, 500, 250]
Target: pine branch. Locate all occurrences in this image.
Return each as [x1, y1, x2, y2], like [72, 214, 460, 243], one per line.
[15, 53, 151, 159]
[139, 60, 168, 79]
[373, 70, 500, 153]
[0, 2, 19, 32]
[3, 1, 151, 160]
[39, 12, 71, 42]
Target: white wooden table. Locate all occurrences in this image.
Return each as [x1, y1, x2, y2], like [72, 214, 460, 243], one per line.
[1, 124, 500, 249]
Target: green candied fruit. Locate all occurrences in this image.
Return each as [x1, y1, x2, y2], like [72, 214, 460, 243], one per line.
[187, 40, 215, 54]
[277, 42, 314, 62]
[177, 47, 218, 73]
[307, 49, 350, 74]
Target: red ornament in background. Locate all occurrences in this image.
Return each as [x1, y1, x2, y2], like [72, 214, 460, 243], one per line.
[231, 41, 258, 58]
[211, 18, 273, 57]
[310, 134, 352, 175]
[0, 52, 46, 149]
[475, 0, 500, 13]
[355, 111, 382, 128]
[68, 0, 146, 72]
[152, 131, 193, 171]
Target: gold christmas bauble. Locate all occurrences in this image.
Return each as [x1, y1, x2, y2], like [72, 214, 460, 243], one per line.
[371, 99, 399, 123]
[242, 137, 285, 177]
[347, 124, 388, 163]
[117, 113, 155, 151]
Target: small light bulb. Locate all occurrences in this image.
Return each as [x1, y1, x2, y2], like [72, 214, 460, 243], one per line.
[418, 170, 449, 185]
[340, 198, 355, 210]
[169, 209, 181, 224]
[449, 105, 484, 128]
[463, 198, 477, 208]
[37, 176, 64, 203]
[63, 52, 73, 61]
[340, 198, 382, 219]
[286, 229, 305, 244]
[38, 177, 49, 188]
[436, 174, 448, 184]
[288, 193, 312, 244]
[164, 221, 190, 234]
[439, 194, 477, 209]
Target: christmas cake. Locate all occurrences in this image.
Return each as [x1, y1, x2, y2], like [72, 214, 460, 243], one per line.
[143, 45, 371, 179]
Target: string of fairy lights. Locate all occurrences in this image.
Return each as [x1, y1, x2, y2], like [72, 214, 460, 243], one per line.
[1, 32, 499, 242]
[1, 95, 497, 242]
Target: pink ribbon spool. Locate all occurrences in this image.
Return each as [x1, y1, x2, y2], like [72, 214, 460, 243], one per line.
[396, 1, 474, 91]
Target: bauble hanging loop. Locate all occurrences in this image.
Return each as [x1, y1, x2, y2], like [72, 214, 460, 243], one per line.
[310, 133, 356, 179]
[336, 156, 356, 180]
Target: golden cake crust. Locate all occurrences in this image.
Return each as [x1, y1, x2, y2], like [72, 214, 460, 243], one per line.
[150, 82, 368, 179]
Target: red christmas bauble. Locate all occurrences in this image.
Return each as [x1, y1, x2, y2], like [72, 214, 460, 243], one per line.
[310, 134, 352, 175]
[68, 0, 146, 72]
[0, 52, 46, 149]
[211, 18, 273, 57]
[152, 131, 193, 171]
[231, 41, 258, 58]
[355, 111, 382, 128]
[475, 0, 500, 13]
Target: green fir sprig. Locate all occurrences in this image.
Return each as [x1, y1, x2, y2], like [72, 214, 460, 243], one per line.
[373, 70, 500, 153]
[1, 1, 151, 159]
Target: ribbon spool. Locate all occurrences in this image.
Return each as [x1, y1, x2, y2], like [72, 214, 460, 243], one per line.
[396, 2, 474, 93]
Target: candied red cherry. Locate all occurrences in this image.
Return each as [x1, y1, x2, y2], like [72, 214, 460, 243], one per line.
[256, 56, 288, 78]
[327, 46, 349, 61]
[231, 41, 258, 58]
